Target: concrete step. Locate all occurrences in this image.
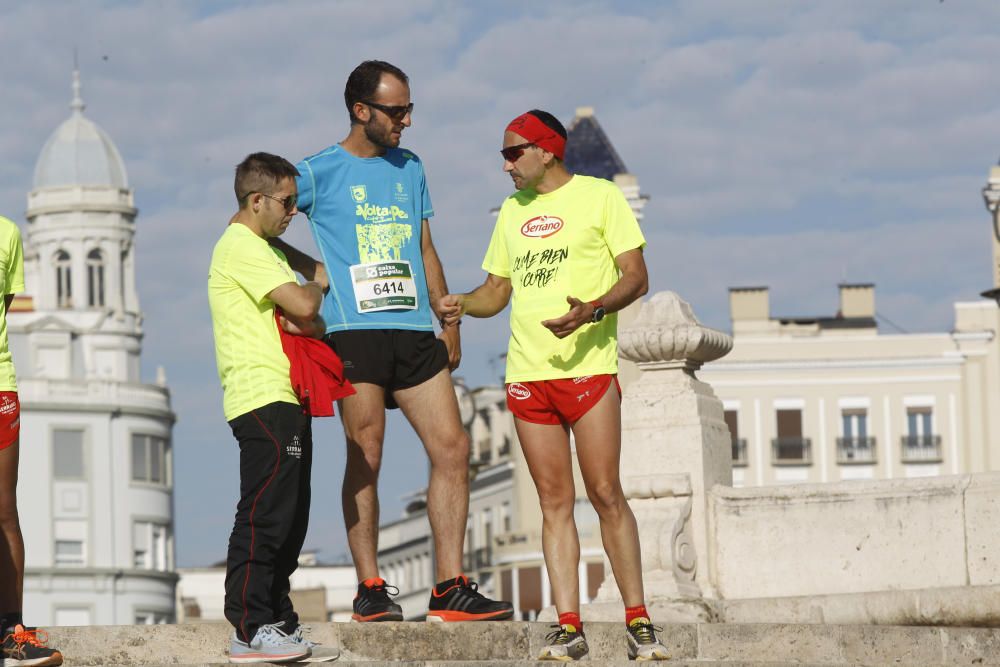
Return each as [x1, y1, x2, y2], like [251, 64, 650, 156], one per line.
[30, 663, 998, 667]
[41, 621, 1000, 665]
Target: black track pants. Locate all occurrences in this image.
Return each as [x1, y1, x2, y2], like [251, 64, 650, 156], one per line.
[223, 402, 312, 643]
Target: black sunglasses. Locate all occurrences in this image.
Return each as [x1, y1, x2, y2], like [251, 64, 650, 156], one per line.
[501, 142, 536, 163]
[364, 100, 414, 121]
[259, 192, 297, 212]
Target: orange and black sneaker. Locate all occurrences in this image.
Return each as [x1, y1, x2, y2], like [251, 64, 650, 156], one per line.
[425, 575, 514, 622]
[2, 624, 64, 666]
[351, 577, 404, 622]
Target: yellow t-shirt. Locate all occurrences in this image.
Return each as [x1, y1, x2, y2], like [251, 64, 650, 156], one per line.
[482, 175, 646, 382]
[208, 223, 299, 421]
[0, 216, 25, 392]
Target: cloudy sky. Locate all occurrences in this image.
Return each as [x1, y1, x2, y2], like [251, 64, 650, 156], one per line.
[2, 0, 998, 567]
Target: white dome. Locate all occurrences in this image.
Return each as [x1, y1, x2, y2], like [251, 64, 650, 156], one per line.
[32, 71, 128, 190]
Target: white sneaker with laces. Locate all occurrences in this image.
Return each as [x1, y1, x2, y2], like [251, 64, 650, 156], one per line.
[626, 618, 670, 661]
[229, 623, 310, 664]
[289, 625, 340, 662]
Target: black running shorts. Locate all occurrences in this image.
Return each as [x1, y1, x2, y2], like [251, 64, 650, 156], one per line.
[324, 330, 448, 407]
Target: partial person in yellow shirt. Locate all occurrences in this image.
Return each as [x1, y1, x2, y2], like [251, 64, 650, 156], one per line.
[208, 153, 336, 664]
[0, 215, 64, 667]
[438, 110, 669, 662]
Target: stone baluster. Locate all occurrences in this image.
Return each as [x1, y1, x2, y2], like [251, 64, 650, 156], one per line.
[587, 291, 733, 622]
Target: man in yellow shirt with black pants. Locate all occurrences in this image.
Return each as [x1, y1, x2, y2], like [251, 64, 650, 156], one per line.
[209, 153, 336, 663]
[438, 110, 669, 662]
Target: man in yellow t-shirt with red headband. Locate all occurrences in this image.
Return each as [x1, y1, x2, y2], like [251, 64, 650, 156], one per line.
[438, 110, 669, 662]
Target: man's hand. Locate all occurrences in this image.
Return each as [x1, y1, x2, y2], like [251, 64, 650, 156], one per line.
[437, 294, 465, 327]
[541, 296, 594, 339]
[279, 314, 326, 339]
[439, 323, 462, 370]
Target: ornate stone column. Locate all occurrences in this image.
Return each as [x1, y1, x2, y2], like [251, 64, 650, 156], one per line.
[587, 291, 733, 622]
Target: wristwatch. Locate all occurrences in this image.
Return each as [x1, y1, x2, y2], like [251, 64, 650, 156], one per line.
[589, 300, 606, 323]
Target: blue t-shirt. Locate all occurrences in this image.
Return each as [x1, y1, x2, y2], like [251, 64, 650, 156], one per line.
[296, 145, 435, 332]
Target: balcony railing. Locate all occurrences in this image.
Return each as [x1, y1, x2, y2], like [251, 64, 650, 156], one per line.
[836, 436, 877, 464]
[771, 437, 812, 465]
[901, 435, 942, 463]
[463, 546, 493, 572]
[731, 438, 748, 467]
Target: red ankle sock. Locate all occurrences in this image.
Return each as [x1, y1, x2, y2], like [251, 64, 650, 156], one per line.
[559, 611, 582, 632]
[361, 577, 384, 588]
[625, 604, 649, 625]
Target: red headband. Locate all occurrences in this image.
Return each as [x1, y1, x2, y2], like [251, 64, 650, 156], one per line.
[505, 112, 566, 160]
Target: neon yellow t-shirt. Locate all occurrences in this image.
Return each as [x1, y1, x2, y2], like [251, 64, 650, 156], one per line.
[208, 223, 299, 421]
[482, 175, 646, 382]
[0, 216, 25, 392]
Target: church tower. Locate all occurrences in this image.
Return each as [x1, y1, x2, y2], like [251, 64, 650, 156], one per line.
[9, 70, 177, 626]
[564, 106, 649, 222]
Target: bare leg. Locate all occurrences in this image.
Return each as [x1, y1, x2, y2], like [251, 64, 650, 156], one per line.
[572, 383, 645, 606]
[513, 418, 580, 615]
[0, 439, 23, 614]
[393, 368, 469, 581]
[339, 384, 387, 582]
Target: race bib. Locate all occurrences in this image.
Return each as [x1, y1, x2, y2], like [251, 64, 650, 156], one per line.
[350, 260, 418, 313]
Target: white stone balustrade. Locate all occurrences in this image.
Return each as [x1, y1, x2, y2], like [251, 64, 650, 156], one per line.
[587, 291, 733, 622]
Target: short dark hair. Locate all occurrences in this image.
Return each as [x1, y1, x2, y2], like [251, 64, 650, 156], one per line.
[234, 153, 299, 208]
[344, 60, 409, 124]
[527, 109, 568, 140]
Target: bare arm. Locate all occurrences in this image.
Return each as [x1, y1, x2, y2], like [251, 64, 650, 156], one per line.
[541, 247, 648, 339]
[438, 272, 512, 325]
[268, 281, 324, 321]
[421, 219, 450, 321]
[421, 219, 462, 370]
[269, 238, 329, 291]
[3, 295, 13, 313]
[596, 247, 649, 313]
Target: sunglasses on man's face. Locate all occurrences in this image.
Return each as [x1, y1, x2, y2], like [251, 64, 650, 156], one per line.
[500, 142, 536, 163]
[259, 192, 298, 213]
[364, 100, 414, 122]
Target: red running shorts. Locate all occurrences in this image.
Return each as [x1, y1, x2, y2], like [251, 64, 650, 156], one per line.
[0, 392, 20, 450]
[505, 374, 620, 426]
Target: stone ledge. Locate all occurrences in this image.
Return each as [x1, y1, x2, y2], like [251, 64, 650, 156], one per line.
[721, 583, 1000, 626]
[38, 621, 1000, 665]
[29, 663, 1000, 667]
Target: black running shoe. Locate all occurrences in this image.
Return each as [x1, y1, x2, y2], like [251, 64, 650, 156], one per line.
[352, 578, 403, 622]
[425, 574, 514, 622]
[2, 624, 64, 666]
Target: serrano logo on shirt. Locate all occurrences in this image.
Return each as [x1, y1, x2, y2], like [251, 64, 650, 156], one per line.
[507, 383, 531, 400]
[520, 215, 563, 238]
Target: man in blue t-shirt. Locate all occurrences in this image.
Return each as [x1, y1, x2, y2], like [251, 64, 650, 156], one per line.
[272, 60, 511, 623]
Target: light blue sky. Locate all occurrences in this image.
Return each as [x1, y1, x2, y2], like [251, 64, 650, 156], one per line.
[1, 0, 998, 566]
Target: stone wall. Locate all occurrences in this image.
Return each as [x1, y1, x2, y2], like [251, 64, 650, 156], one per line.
[592, 291, 1000, 625]
[709, 472, 1000, 600]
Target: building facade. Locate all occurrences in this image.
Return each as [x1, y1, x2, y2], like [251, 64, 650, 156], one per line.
[700, 178, 1000, 487]
[176, 551, 357, 624]
[9, 71, 177, 626]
